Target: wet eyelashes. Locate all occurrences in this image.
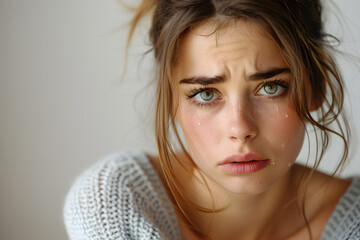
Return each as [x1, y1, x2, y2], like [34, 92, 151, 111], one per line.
[186, 87, 221, 107]
[187, 87, 220, 101]
[256, 80, 288, 97]
[186, 80, 289, 107]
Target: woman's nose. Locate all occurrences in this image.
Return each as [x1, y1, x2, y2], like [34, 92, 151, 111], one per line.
[227, 102, 258, 143]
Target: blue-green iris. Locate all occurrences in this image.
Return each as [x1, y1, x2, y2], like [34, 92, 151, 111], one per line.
[200, 90, 215, 101]
[264, 83, 278, 94]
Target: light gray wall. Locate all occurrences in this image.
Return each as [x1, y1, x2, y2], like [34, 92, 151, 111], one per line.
[0, 0, 359, 239]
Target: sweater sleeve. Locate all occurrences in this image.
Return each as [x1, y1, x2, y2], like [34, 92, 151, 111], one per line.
[63, 152, 174, 240]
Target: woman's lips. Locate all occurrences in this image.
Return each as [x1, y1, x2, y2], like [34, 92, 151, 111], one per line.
[219, 152, 270, 174]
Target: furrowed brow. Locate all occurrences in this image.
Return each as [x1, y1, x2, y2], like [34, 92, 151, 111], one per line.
[248, 68, 290, 81]
[179, 75, 226, 85]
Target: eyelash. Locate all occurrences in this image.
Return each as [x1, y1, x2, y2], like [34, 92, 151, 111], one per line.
[186, 79, 289, 107]
[257, 79, 289, 98]
[186, 87, 221, 108]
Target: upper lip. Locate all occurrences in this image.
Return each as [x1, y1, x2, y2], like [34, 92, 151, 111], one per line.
[220, 152, 268, 164]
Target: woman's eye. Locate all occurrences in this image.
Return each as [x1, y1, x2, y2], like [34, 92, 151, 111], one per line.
[257, 82, 286, 97]
[186, 88, 222, 107]
[193, 89, 219, 102]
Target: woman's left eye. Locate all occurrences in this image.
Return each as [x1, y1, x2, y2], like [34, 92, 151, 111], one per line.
[257, 81, 287, 97]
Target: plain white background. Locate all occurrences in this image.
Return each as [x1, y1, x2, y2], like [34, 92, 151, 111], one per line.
[0, 0, 359, 239]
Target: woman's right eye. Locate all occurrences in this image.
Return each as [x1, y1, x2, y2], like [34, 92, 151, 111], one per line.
[194, 89, 219, 102]
[186, 87, 221, 107]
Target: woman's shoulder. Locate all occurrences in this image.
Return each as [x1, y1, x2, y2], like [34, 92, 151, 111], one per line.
[63, 150, 181, 240]
[321, 177, 360, 239]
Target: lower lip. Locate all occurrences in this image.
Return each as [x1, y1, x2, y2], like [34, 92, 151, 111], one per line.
[219, 160, 270, 174]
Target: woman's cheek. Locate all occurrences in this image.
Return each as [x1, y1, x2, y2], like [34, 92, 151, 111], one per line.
[259, 104, 305, 165]
[274, 106, 303, 142]
[178, 105, 221, 151]
[255, 101, 300, 134]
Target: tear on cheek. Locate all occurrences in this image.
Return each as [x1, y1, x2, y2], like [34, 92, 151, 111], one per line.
[273, 107, 292, 121]
[196, 109, 201, 126]
[287, 161, 295, 168]
[273, 105, 290, 120]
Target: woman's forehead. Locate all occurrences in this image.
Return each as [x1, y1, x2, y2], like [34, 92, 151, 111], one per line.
[190, 19, 269, 40]
[173, 19, 287, 80]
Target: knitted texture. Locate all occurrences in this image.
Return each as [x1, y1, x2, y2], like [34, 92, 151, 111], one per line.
[64, 151, 181, 240]
[321, 177, 360, 240]
[64, 150, 360, 240]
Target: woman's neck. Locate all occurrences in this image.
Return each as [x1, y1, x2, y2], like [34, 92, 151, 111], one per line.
[182, 166, 301, 240]
[150, 153, 350, 240]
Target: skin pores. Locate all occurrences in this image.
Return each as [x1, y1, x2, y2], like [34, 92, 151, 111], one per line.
[173, 21, 305, 196]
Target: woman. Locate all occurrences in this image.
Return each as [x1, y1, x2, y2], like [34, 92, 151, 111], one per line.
[64, 0, 360, 239]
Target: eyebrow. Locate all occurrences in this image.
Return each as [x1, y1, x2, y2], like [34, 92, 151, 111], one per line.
[179, 75, 226, 85]
[179, 67, 291, 85]
[248, 67, 291, 81]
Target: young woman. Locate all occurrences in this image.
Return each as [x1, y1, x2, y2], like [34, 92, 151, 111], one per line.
[64, 0, 360, 239]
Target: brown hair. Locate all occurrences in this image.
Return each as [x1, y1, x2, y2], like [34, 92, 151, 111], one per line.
[126, 0, 350, 238]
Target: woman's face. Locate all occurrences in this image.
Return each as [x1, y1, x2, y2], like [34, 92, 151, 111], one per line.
[173, 21, 305, 195]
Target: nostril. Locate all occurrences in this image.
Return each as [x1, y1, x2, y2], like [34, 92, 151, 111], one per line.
[229, 136, 238, 141]
[229, 134, 253, 142]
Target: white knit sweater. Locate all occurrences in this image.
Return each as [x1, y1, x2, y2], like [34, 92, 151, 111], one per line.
[64, 150, 360, 240]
